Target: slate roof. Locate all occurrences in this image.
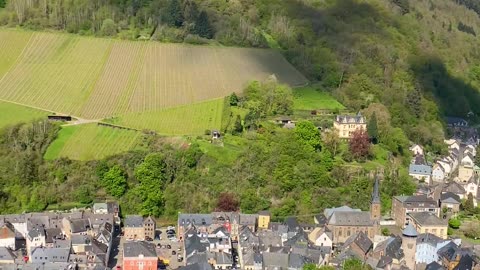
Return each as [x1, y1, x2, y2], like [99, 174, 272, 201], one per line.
[426, 261, 445, 270]
[27, 225, 45, 241]
[288, 253, 313, 269]
[324, 206, 361, 218]
[314, 214, 327, 226]
[123, 241, 157, 258]
[70, 218, 91, 233]
[262, 252, 289, 269]
[285, 217, 300, 232]
[374, 236, 403, 260]
[372, 176, 380, 204]
[409, 212, 447, 226]
[214, 252, 232, 265]
[417, 233, 443, 245]
[454, 254, 476, 270]
[343, 231, 372, 255]
[45, 228, 63, 243]
[283, 231, 311, 248]
[396, 195, 438, 208]
[402, 223, 418, 237]
[441, 192, 461, 204]
[0, 247, 15, 261]
[185, 232, 208, 257]
[31, 247, 70, 263]
[444, 182, 467, 195]
[335, 114, 366, 124]
[179, 262, 212, 270]
[376, 256, 393, 268]
[124, 215, 144, 227]
[143, 216, 155, 225]
[179, 214, 213, 228]
[437, 242, 460, 261]
[328, 211, 373, 226]
[409, 164, 432, 175]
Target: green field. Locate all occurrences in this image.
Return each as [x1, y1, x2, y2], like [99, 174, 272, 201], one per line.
[293, 87, 344, 111]
[0, 29, 308, 121]
[106, 99, 224, 135]
[44, 124, 142, 160]
[0, 101, 48, 129]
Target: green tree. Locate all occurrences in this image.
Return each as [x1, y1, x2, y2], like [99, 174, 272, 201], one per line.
[240, 189, 270, 213]
[367, 112, 379, 144]
[449, 218, 461, 229]
[100, 19, 117, 36]
[233, 115, 243, 135]
[229, 92, 239, 106]
[463, 193, 475, 214]
[102, 165, 127, 198]
[164, 0, 184, 27]
[343, 258, 369, 270]
[295, 121, 321, 151]
[194, 11, 214, 39]
[323, 129, 341, 156]
[0, 0, 5, 8]
[75, 185, 93, 204]
[135, 153, 166, 216]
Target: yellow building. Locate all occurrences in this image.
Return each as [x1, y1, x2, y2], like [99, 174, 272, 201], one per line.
[258, 211, 270, 229]
[333, 113, 367, 139]
[408, 212, 448, 239]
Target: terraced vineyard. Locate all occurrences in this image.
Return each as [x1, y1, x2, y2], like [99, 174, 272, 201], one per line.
[44, 124, 143, 160]
[0, 29, 308, 124]
[106, 98, 224, 135]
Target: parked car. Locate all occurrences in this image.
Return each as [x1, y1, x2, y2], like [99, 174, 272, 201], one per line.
[166, 245, 172, 249]
[172, 250, 176, 255]
[116, 266, 122, 270]
[156, 243, 162, 249]
[145, 236, 153, 241]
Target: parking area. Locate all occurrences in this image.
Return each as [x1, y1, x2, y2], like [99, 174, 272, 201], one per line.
[155, 227, 184, 269]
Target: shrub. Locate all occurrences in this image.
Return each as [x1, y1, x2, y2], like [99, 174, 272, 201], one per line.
[449, 218, 461, 229]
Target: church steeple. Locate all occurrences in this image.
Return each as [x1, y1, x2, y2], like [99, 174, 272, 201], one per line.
[370, 174, 381, 222]
[372, 175, 380, 204]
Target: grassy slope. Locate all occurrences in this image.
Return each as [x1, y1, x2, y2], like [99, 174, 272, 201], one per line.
[0, 30, 32, 78]
[0, 101, 48, 129]
[107, 99, 225, 135]
[44, 124, 142, 160]
[293, 87, 345, 111]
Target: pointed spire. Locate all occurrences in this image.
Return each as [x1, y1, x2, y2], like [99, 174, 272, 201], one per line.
[372, 174, 380, 204]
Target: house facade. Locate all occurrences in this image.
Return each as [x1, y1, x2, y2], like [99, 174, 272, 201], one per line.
[143, 216, 156, 240]
[333, 113, 366, 139]
[124, 215, 145, 241]
[392, 195, 440, 227]
[0, 222, 16, 250]
[123, 242, 158, 270]
[408, 212, 448, 239]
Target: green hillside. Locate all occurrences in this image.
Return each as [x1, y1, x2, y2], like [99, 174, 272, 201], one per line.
[44, 124, 142, 160]
[0, 101, 48, 129]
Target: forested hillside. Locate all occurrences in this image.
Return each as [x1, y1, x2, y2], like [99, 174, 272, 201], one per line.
[2, 0, 480, 153]
[1, 0, 480, 220]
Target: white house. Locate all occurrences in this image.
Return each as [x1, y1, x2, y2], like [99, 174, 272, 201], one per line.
[409, 144, 424, 156]
[26, 226, 46, 257]
[465, 145, 476, 157]
[0, 223, 16, 250]
[432, 163, 446, 183]
[308, 227, 333, 249]
[438, 160, 452, 177]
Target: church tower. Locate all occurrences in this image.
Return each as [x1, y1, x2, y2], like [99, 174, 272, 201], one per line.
[370, 175, 381, 222]
[402, 223, 418, 270]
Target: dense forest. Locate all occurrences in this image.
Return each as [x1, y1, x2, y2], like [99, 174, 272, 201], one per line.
[2, 0, 480, 220]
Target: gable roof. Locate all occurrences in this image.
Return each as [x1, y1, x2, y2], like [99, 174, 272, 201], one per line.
[437, 242, 460, 261]
[343, 231, 372, 255]
[124, 215, 143, 227]
[328, 211, 373, 226]
[441, 192, 461, 204]
[123, 241, 157, 258]
[324, 206, 361, 218]
[70, 218, 91, 233]
[417, 233, 443, 245]
[454, 254, 476, 270]
[443, 182, 466, 195]
[143, 216, 155, 225]
[409, 164, 432, 175]
[0, 247, 15, 261]
[409, 212, 447, 226]
[0, 222, 15, 239]
[28, 225, 45, 241]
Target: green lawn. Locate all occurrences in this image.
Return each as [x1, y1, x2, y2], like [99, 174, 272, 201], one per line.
[44, 124, 142, 160]
[0, 101, 48, 129]
[107, 98, 225, 135]
[293, 86, 345, 111]
[196, 135, 247, 165]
